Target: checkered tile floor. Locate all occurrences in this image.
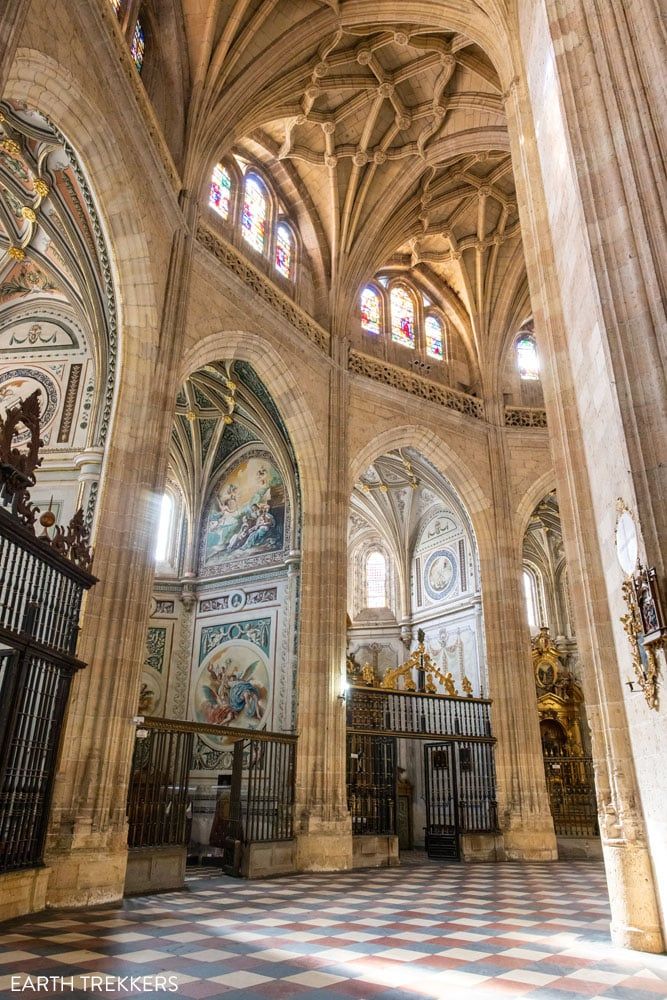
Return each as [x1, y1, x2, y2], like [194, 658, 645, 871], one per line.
[1, 859, 666, 999]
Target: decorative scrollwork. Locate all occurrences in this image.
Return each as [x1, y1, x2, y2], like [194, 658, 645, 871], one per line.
[0, 388, 94, 572]
[0, 389, 43, 526]
[621, 578, 660, 709]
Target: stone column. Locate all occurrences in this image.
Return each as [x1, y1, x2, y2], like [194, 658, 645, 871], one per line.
[43, 195, 198, 908]
[508, 0, 664, 951]
[483, 422, 557, 859]
[294, 336, 352, 871]
[0, 0, 28, 95]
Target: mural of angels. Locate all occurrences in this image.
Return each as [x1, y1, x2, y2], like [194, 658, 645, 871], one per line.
[194, 641, 270, 731]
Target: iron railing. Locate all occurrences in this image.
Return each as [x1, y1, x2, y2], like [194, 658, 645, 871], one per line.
[346, 686, 498, 852]
[228, 734, 296, 844]
[126, 718, 297, 857]
[543, 752, 598, 837]
[346, 684, 492, 739]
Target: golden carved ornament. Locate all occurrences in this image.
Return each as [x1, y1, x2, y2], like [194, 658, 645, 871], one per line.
[34, 179, 49, 199]
[21, 206, 36, 223]
[621, 578, 660, 709]
[380, 642, 463, 697]
[8, 246, 25, 261]
[1, 138, 20, 156]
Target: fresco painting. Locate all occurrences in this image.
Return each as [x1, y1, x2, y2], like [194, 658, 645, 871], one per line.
[194, 641, 270, 732]
[204, 454, 285, 565]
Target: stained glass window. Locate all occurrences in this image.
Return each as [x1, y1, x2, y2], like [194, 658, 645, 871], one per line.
[242, 176, 267, 254]
[130, 19, 145, 73]
[360, 287, 381, 334]
[425, 315, 444, 359]
[109, 0, 124, 17]
[209, 164, 232, 220]
[390, 286, 415, 348]
[367, 552, 387, 608]
[516, 333, 539, 380]
[275, 223, 293, 278]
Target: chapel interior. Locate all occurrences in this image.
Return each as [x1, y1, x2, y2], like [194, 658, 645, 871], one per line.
[0, 0, 665, 972]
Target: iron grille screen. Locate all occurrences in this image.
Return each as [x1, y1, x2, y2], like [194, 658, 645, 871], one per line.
[543, 753, 598, 837]
[0, 511, 95, 874]
[127, 728, 194, 849]
[346, 685, 492, 738]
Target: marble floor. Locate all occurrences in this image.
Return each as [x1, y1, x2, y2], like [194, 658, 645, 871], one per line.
[1, 859, 666, 999]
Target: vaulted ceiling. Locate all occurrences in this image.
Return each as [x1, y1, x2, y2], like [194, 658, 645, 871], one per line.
[169, 0, 529, 369]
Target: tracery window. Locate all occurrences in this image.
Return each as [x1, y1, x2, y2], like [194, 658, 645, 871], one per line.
[360, 286, 381, 335]
[209, 163, 232, 220]
[358, 278, 449, 364]
[425, 315, 444, 359]
[155, 493, 174, 563]
[390, 286, 415, 348]
[206, 161, 299, 282]
[242, 176, 267, 254]
[516, 332, 539, 380]
[275, 223, 294, 279]
[366, 551, 387, 608]
[130, 19, 145, 73]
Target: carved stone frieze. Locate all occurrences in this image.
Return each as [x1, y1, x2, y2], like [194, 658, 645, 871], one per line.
[504, 405, 548, 428]
[197, 224, 328, 351]
[349, 351, 484, 420]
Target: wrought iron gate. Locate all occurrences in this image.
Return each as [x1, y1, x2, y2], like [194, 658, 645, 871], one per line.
[543, 752, 598, 837]
[423, 740, 499, 860]
[221, 734, 296, 874]
[423, 743, 459, 859]
[346, 733, 396, 836]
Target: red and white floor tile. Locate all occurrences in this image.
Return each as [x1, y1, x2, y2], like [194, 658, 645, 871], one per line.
[1, 859, 666, 999]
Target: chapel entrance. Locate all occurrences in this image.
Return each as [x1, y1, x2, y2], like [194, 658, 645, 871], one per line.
[345, 636, 498, 863]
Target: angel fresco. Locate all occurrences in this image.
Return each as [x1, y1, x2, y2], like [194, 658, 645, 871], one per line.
[198, 651, 267, 728]
[204, 456, 285, 565]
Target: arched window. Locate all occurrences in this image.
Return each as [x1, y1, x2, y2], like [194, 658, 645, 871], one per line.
[360, 286, 381, 334]
[425, 315, 444, 359]
[155, 493, 174, 563]
[390, 286, 415, 348]
[242, 176, 267, 254]
[275, 223, 294, 279]
[209, 163, 232, 220]
[516, 332, 539, 380]
[366, 551, 387, 608]
[130, 18, 145, 72]
[523, 569, 538, 629]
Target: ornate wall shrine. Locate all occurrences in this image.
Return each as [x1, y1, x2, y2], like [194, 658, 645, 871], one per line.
[347, 450, 488, 853]
[138, 361, 300, 861]
[523, 494, 599, 854]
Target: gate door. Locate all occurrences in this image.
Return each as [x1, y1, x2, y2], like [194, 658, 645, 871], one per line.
[424, 742, 460, 860]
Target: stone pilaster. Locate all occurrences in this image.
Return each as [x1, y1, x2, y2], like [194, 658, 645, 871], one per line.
[0, 0, 28, 95]
[43, 194, 198, 908]
[294, 335, 352, 871]
[484, 424, 557, 859]
[508, 1, 664, 950]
